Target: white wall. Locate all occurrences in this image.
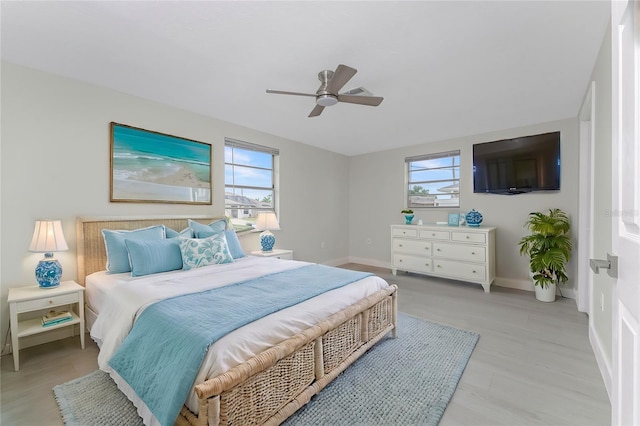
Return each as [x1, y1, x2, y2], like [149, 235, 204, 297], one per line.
[348, 118, 580, 293]
[0, 62, 351, 341]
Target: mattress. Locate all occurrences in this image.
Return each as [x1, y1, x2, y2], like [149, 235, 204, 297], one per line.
[87, 256, 389, 425]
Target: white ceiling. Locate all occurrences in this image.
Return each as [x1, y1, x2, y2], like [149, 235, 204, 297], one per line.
[1, 1, 609, 156]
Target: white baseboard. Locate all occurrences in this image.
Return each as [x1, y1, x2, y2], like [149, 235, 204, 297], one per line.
[321, 257, 352, 267]
[590, 322, 613, 401]
[493, 276, 533, 291]
[347, 257, 390, 270]
[345, 258, 577, 300]
[493, 277, 576, 300]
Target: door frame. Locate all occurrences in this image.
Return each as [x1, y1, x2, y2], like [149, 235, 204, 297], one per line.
[578, 81, 596, 315]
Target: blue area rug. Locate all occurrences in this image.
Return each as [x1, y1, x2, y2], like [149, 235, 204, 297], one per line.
[53, 313, 478, 426]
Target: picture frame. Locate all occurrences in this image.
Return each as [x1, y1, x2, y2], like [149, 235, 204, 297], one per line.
[448, 213, 460, 227]
[110, 122, 212, 204]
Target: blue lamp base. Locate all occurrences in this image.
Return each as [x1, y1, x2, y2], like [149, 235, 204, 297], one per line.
[260, 231, 276, 252]
[35, 253, 62, 289]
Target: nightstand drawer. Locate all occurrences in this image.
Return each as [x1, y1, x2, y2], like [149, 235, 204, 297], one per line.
[16, 292, 79, 312]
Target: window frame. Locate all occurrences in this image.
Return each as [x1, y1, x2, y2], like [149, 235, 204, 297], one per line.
[225, 138, 279, 232]
[405, 150, 461, 209]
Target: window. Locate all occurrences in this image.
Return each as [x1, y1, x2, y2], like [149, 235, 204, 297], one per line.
[406, 150, 460, 208]
[225, 138, 279, 231]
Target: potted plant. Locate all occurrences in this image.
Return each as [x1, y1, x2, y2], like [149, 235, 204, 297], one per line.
[518, 208, 572, 302]
[401, 209, 414, 224]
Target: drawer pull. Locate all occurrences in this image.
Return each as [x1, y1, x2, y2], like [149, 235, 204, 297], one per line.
[399, 244, 403, 247]
[437, 248, 441, 251]
[472, 252, 476, 255]
[437, 264, 441, 268]
[399, 259, 403, 262]
[466, 236, 470, 239]
[432, 233, 436, 236]
[49, 300, 53, 304]
[473, 270, 477, 273]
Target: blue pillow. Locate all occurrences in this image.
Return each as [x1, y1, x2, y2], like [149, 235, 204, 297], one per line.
[124, 239, 183, 277]
[224, 230, 247, 259]
[197, 230, 246, 259]
[166, 227, 194, 238]
[188, 218, 227, 236]
[102, 225, 166, 273]
[178, 233, 234, 270]
[196, 230, 217, 239]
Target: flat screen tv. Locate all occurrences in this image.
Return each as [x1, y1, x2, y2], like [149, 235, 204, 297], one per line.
[473, 131, 560, 194]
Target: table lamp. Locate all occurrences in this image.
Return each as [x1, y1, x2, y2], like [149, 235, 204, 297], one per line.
[255, 211, 280, 252]
[29, 220, 69, 289]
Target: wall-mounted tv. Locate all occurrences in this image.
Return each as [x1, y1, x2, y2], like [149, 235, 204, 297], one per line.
[473, 131, 560, 194]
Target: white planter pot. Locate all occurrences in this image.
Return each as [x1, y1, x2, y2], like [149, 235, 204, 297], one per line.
[534, 282, 557, 302]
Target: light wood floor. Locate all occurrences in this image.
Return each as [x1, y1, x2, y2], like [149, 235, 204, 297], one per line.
[1, 265, 610, 426]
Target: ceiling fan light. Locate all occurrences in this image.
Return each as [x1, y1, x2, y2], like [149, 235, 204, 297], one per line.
[316, 94, 338, 107]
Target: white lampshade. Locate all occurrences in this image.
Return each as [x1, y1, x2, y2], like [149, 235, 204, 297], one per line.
[255, 211, 280, 231]
[29, 220, 69, 253]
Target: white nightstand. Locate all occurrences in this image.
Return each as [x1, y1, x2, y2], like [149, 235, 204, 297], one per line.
[250, 249, 294, 260]
[8, 280, 85, 371]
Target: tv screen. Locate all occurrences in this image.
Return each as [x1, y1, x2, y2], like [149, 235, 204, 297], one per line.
[473, 131, 560, 194]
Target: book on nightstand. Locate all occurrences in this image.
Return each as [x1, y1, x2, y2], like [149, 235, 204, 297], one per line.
[42, 310, 73, 327]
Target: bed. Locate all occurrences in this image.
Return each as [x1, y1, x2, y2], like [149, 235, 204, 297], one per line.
[76, 215, 398, 426]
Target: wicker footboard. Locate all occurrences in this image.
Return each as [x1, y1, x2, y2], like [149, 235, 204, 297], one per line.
[177, 284, 398, 426]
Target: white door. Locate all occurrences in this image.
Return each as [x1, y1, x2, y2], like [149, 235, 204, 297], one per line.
[611, 1, 640, 425]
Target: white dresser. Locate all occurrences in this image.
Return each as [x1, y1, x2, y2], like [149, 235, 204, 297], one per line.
[391, 224, 496, 292]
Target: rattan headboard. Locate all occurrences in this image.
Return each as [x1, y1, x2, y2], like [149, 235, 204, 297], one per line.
[76, 215, 225, 285]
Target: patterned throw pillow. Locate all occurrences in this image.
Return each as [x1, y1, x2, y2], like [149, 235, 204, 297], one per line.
[195, 230, 246, 259]
[178, 233, 234, 270]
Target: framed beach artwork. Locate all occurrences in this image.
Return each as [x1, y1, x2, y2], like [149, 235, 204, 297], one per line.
[110, 122, 212, 204]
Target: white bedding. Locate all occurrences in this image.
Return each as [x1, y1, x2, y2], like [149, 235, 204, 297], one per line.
[87, 256, 389, 425]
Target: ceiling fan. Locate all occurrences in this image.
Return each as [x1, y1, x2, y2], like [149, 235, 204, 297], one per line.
[266, 64, 384, 117]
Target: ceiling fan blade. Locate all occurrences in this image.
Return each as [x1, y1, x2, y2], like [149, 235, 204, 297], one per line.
[308, 104, 325, 117]
[326, 64, 357, 94]
[266, 89, 316, 97]
[337, 94, 384, 106]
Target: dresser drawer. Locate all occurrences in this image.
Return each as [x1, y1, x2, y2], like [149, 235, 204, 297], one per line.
[392, 238, 431, 255]
[393, 254, 432, 273]
[433, 243, 486, 262]
[433, 259, 487, 281]
[392, 228, 418, 238]
[451, 231, 486, 244]
[418, 229, 450, 241]
[15, 292, 79, 313]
